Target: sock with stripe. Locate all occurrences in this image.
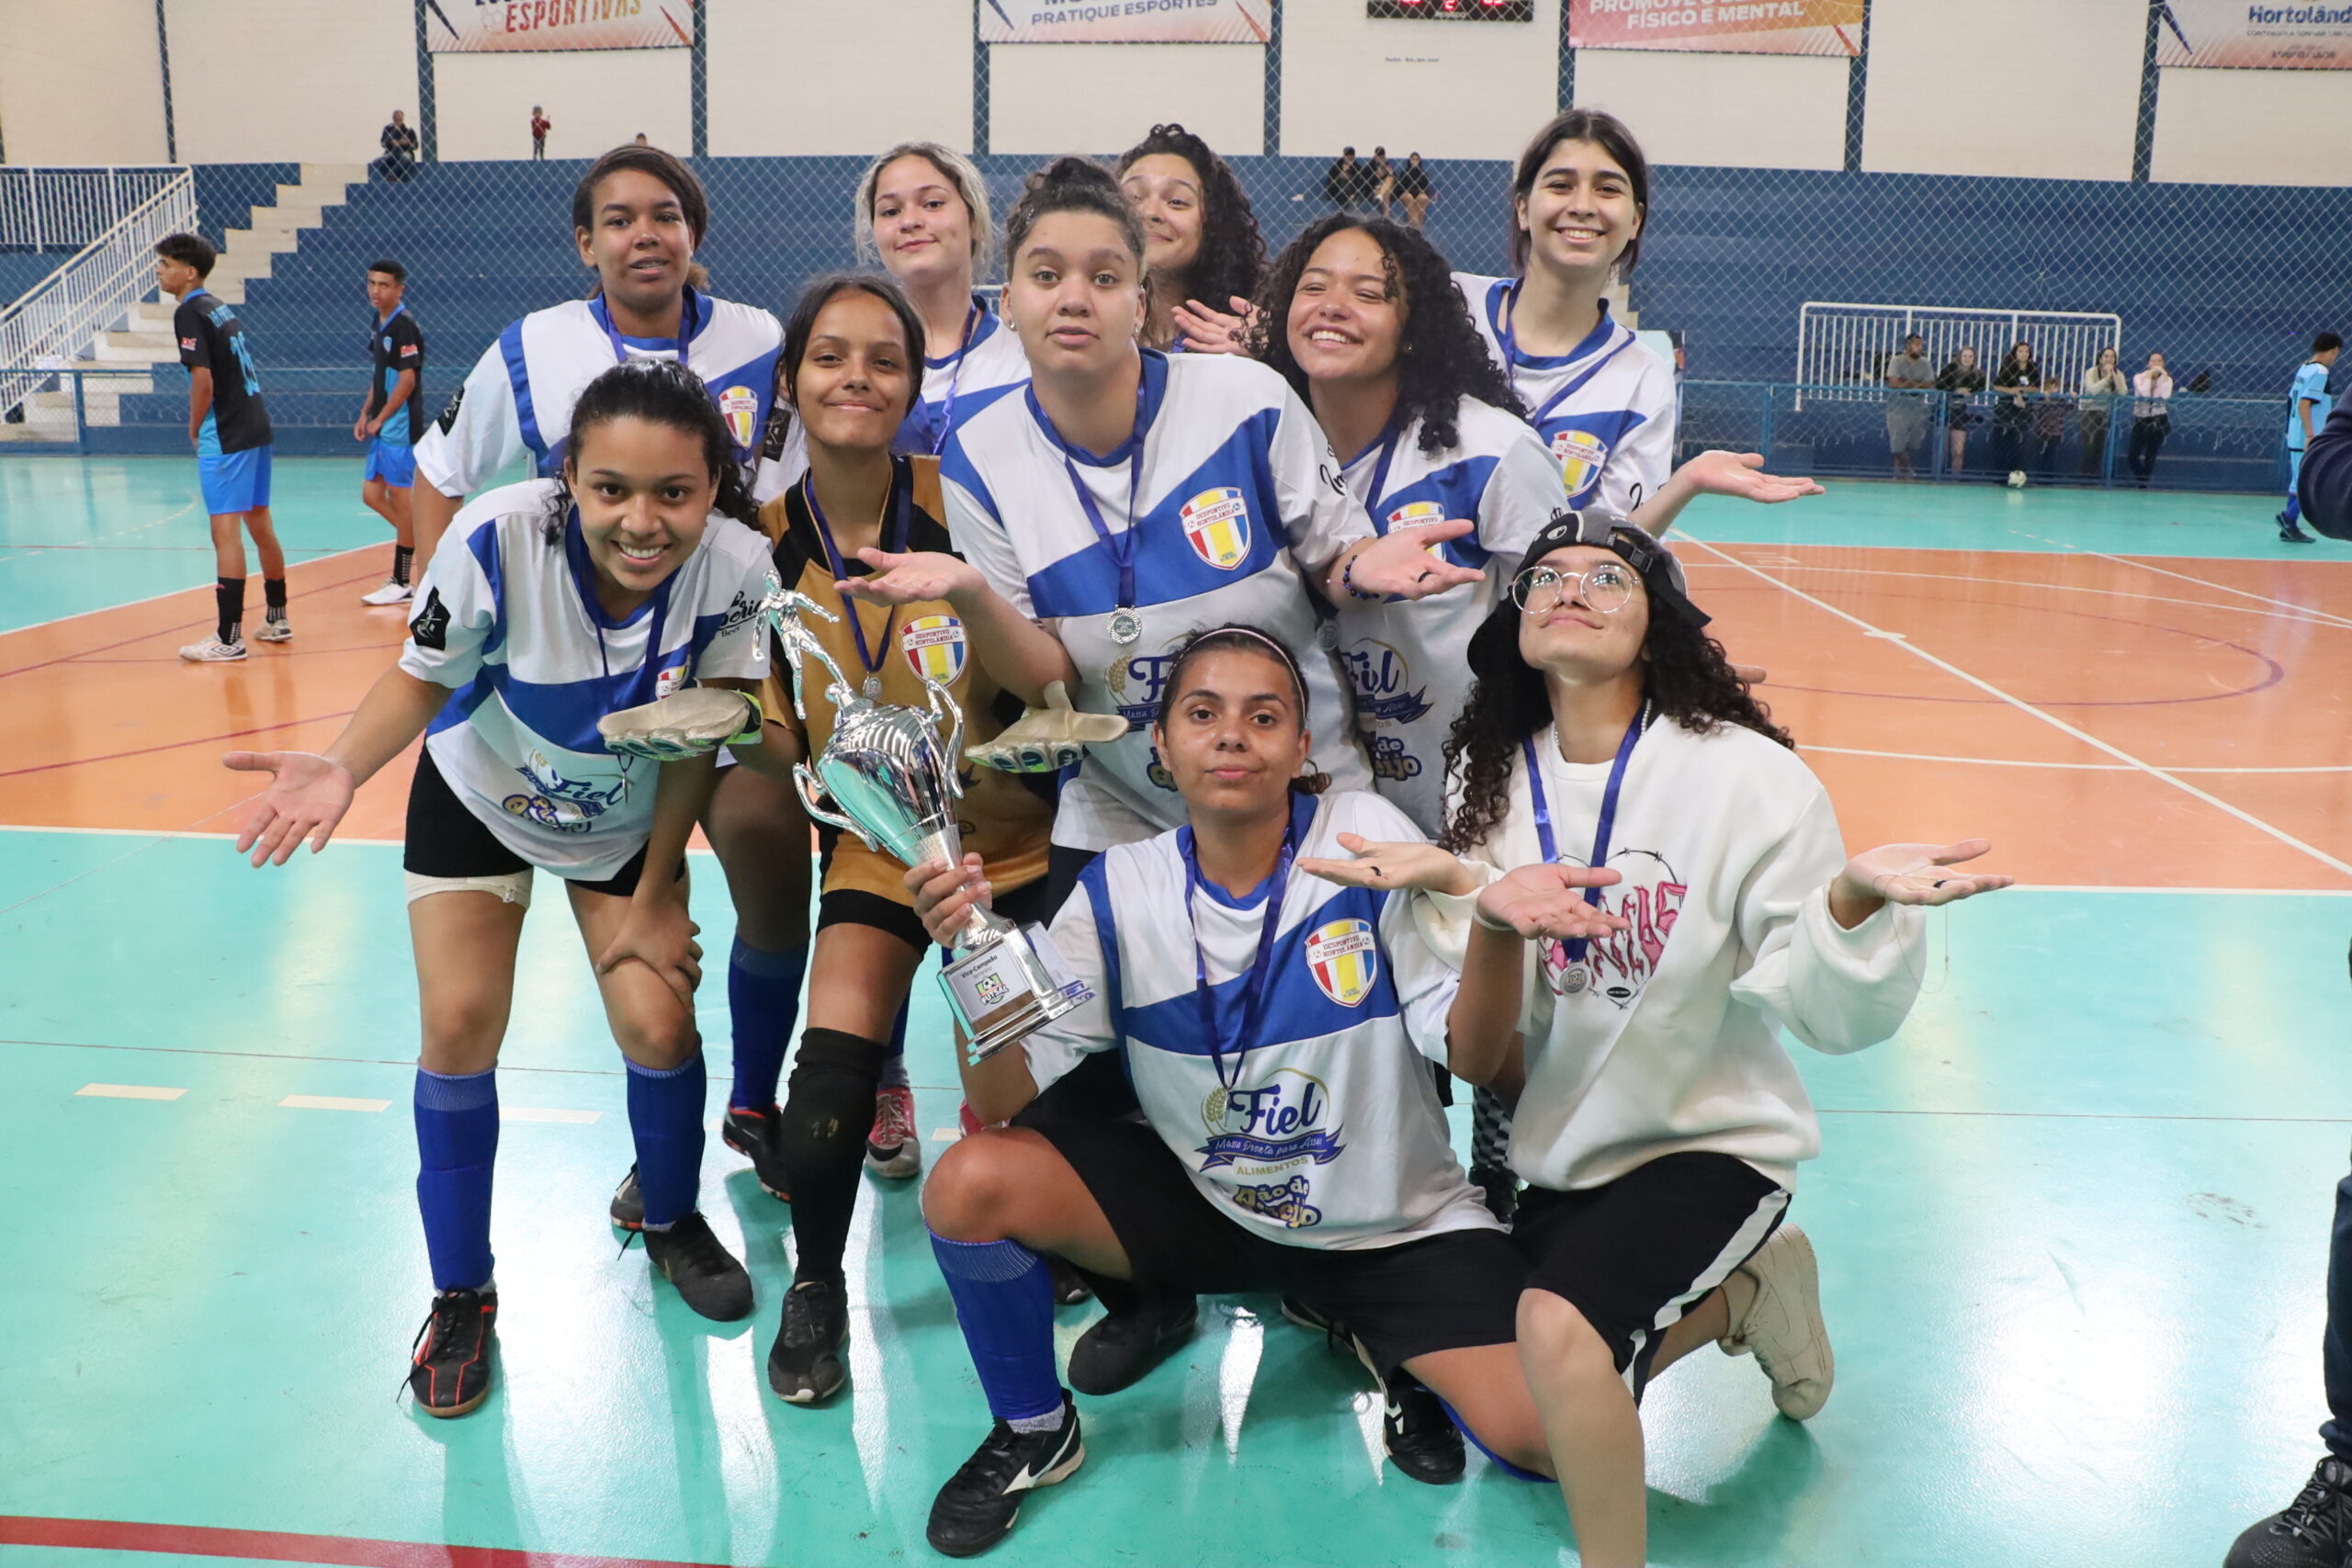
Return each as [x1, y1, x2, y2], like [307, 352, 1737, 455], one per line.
[263, 576, 288, 614]
[413, 1066, 498, 1292]
[930, 1231, 1065, 1429]
[726, 937, 807, 1114]
[392, 544, 413, 586]
[626, 1051, 707, 1231]
[214, 576, 244, 645]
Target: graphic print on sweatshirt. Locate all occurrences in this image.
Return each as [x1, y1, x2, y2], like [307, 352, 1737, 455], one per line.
[1539, 847, 1687, 1008]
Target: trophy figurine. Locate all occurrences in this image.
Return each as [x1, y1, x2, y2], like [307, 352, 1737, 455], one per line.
[767, 589, 1089, 1064]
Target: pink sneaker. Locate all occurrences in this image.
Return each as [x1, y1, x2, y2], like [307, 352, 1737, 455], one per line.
[865, 1084, 922, 1179]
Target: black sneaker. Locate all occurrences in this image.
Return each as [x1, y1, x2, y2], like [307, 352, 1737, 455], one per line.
[641, 1212, 754, 1321]
[1279, 1296, 1463, 1483]
[1046, 1258, 1092, 1306]
[1067, 1291, 1196, 1395]
[767, 1277, 848, 1404]
[1381, 1367, 1465, 1484]
[720, 1105, 792, 1201]
[406, 1288, 496, 1418]
[926, 1393, 1085, 1558]
[2280, 513, 2318, 543]
[2225, 1456, 2352, 1568]
[1468, 1164, 1519, 1224]
[609, 1164, 646, 1231]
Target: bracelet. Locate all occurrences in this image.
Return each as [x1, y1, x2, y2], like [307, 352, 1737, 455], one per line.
[1340, 551, 1382, 602]
[725, 689, 765, 746]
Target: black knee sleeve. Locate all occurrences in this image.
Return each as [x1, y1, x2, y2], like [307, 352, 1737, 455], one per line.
[776, 1028, 885, 1283]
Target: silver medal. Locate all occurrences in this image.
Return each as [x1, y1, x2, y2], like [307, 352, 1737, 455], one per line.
[1109, 608, 1144, 646]
[1558, 963, 1589, 996]
[862, 674, 884, 699]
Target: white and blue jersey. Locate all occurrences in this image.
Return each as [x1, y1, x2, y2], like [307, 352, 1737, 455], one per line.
[2290, 361, 2333, 452]
[1024, 789, 1498, 1248]
[1454, 274, 1677, 517]
[1334, 397, 1565, 837]
[943, 350, 1375, 852]
[413, 289, 781, 498]
[400, 479, 777, 880]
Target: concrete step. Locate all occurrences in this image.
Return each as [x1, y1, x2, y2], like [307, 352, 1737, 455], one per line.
[222, 225, 303, 255]
[89, 333, 176, 364]
[300, 163, 368, 191]
[129, 299, 175, 332]
[65, 363, 153, 390]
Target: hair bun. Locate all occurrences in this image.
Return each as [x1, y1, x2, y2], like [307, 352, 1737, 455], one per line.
[1029, 155, 1119, 197]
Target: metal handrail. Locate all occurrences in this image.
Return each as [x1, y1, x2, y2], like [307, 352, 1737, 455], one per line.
[0, 170, 198, 417]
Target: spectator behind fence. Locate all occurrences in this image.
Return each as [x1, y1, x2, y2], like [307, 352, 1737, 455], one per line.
[2079, 345, 2128, 476]
[1394, 152, 1431, 230]
[1369, 146, 1395, 219]
[530, 106, 550, 161]
[1884, 332, 1935, 478]
[1324, 146, 1365, 211]
[1937, 344, 1984, 476]
[1992, 339, 2041, 485]
[2129, 351, 2173, 487]
[2278, 331, 2340, 545]
[2032, 376, 2071, 479]
[375, 109, 417, 183]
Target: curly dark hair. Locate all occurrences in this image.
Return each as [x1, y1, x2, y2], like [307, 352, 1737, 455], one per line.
[1246, 214, 1525, 458]
[1438, 591, 1792, 854]
[1118, 123, 1268, 318]
[1151, 624, 1330, 796]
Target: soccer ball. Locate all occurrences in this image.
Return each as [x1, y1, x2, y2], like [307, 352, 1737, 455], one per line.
[2006, 470, 2028, 490]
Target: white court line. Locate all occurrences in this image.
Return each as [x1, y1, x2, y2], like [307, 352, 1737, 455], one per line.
[1807, 744, 2352, 775]
[76, 1083, 185, 1100]
[504, 1106, 602, 1124]
[0, 543, 378, 637]
[280, 1094, 390, 1112]
[2011, 530, 2352, 632]
[1670, 531, 2352, 881]
[1690, 556, 2352, 631]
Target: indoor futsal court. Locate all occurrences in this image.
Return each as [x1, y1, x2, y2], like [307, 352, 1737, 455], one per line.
[5, 463, 2346, 1566]
[9, 1, 2352, 1566]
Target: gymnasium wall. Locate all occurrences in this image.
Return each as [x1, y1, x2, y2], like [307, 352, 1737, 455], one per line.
[434, 51, 692, 164]
[0, 0, 170, 165]
[161, 0, 415, 166]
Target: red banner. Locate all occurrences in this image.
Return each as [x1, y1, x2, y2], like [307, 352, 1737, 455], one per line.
[1569, 0, 1865, 56]
[427, 0, 693, 53]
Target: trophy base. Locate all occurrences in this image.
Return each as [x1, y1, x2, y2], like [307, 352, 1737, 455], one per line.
[939, 922, 1091, 1066]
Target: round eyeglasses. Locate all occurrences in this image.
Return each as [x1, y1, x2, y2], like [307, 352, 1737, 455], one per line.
[1510, 561, 1637, 615]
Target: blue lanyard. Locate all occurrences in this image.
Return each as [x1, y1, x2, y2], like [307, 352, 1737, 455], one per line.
[1497, 281, 1634, 426]
[926, 303, 983, 455]
[1361, 419, 1405, 523]
[1182, 815, 1299, 1090]
[597, 286, 700, 369]
[1520, 703, 1646, 963]
[1059, 378, 1151, 613]
[800, 470, 910, 689]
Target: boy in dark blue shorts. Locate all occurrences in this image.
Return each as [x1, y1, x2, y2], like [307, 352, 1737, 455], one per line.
[356, 258, 424, 605]
[157, 232, 288, 662]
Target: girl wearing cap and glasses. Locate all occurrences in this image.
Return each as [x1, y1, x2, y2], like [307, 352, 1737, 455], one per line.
[1313, 512, 2010, 1566]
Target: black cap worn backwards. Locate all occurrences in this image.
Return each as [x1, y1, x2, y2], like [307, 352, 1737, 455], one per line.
[1512, 508, 1708, 628]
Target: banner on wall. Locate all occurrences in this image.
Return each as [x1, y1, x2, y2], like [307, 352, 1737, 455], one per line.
[2154, 0, 2352, 69]
[978, 0, 1272, 44]
[1568, 0, 1864, 55]
[425, 0, 693, 52]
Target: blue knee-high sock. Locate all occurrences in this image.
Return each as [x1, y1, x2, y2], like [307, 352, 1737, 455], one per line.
[930, 1231, 1063, 1424]
[1438, 1395, 1548, 1483]
[727, 937, 807, 1112]
[626, 1052, 707, 1231]
[877, 997, 910, 1091]
[414, 1067, 498, 1292]
[2286, 491, 2305, 525]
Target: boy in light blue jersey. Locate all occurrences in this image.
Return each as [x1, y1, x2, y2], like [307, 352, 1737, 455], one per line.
[2279, 332, 2341, 544]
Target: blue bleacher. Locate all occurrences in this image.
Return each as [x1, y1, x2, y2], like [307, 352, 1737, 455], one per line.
[0, 248, 74, 307]
[106, 153, 2348, 466]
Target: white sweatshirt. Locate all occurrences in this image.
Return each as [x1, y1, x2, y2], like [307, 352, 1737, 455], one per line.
[1419, 715, 1924, 1192]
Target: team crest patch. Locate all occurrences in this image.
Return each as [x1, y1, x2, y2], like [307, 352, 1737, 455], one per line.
[717, 385, 759, 450]
[1180, 487, 1251, 570]
[653, 663, 687, 700]
[1551, 428, 1611, 500]
[1384, 498, 1453, 560]
[902, 615, 968, 684]
[1304, 918, 1378, 1008]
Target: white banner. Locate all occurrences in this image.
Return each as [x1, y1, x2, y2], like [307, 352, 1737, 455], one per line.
[2155, 0, 2352, 68]
[425, 0, 692, 53]
[978, 0, 1272, 43]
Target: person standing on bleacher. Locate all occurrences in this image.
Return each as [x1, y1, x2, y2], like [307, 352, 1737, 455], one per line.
[530, 107, 550, 161]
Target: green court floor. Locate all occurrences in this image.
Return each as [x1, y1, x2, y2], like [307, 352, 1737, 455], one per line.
[2, 459, 2346, 1568]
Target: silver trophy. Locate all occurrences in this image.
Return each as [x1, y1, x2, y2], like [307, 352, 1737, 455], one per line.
[767, 589, 1090, 1064]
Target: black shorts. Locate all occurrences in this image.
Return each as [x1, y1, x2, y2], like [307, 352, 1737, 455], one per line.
[1039, 1118, 1523, 1377]
[402, 747, 661, 899]
[814, 824, 1056, 948]
[1516, 1152, 1789, 1399]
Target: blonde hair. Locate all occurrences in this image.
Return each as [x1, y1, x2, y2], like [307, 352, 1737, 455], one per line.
[854, 141, 994, 277]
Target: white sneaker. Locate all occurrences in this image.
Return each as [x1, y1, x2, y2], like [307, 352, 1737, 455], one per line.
[178, 636, 247, 662]
[1718, 1224, 1832, 1420]
[360, 580, 413, 605]
[865, 1084, 922, 1179]
[253, 614, 293, 643]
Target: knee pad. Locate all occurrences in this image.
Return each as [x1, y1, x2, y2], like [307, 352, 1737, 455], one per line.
[778, 1028, 885, 1164]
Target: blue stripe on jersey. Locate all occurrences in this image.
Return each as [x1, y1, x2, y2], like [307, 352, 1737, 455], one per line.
[428, 652, 698, 753]
[464, 519, 510, 657]
[1080, 855, 1129, 1042]
[1483, 282, 1618, 371]
[499, 320, 545, 471]
[939, 434, 1005, 524]
[1023, 406, 1284, 619]
[1119, 882, 1399, 1058]
[1372, 453, 1502, 571]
